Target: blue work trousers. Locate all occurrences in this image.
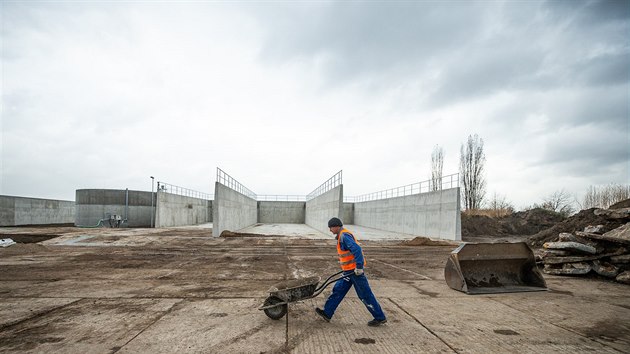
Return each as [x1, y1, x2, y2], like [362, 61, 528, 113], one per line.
[323, 272, 386, 321]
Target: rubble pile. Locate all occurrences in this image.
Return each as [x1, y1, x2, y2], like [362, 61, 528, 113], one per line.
[541, 207, 630, 285]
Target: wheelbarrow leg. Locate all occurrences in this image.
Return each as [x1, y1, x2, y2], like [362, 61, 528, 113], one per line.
[263, 296, 288, 320]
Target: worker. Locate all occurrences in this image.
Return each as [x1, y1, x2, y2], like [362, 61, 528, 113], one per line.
[315, 217, 387, 326]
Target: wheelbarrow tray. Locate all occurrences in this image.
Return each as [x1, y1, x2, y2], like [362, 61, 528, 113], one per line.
[259, 271, 351, 319]
[268, 276, 321, 302]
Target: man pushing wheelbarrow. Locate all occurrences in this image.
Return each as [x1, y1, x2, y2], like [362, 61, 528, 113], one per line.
[314, 217, 387, 327]
[259, 218, 387, 327]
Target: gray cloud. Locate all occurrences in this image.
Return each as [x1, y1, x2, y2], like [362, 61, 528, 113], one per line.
[541, 129, 628, 167]
[574, 52, 630, 87]
[546, 0, 630, 25]
[254, 1, 629, 108]
[257, 2, 488, 83]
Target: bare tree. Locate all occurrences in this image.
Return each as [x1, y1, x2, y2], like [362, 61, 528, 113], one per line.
[431, 145, 444, 191]
[541, 189, 575, 217]
[488, 192, 514, 217]
[459, 134, 486, 210]
[583, 184, 630, 209]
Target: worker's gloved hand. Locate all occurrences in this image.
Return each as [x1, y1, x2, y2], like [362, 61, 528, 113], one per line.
[354, 268, 364, 276]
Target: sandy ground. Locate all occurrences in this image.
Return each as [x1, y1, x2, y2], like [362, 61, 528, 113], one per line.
[1, 225, 629, 353]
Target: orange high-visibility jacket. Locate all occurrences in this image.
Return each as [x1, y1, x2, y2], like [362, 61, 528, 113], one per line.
[336, 229, 366, 271]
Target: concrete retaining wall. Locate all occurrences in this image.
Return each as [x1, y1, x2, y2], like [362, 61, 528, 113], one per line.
[212, 182, 257, 237]
[258, 201, 305, 223]
[155, 192, 210, 228]
[0, 195, 75, 226]
[305, 185, 343, 235]
[353, 187, 461, 240]
[75, 189, 154, 227]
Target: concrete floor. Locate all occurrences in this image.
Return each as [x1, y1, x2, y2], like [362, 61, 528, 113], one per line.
[0, 225, 629, 353]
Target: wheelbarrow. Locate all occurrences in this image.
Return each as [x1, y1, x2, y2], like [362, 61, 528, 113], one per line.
[259, 270, 352, 320]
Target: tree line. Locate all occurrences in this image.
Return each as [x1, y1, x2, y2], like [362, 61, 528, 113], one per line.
[430, 135, 628, 217]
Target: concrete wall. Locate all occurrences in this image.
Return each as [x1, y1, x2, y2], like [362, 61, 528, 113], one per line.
[353, 187, 461, 240]
[76, 189, 154, 227]
[207, 200, 213, 222]
[342, 203, 354, 225]
[155, 192, 210, 228]
[305, 185, 343, 235]
[0, 195, 75, 226]
[258, 201, 305, 223]
[212, 182, 257, 237]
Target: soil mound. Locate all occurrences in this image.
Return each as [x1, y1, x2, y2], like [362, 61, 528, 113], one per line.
[527, 208, 625, 247]
[400, 236, 456, 246]
[610, 198, 630, 209]
[462, 208, 565, 238]
[461, 214, 503, 237]
[0, 243, 49, 256]
[501, 208, 566, 235]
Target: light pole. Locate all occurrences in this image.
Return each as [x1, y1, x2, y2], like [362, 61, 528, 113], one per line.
[150, 176, 155, 228]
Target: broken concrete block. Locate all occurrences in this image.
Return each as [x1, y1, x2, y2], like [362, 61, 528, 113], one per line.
[616, 271, 630, 285]
[594, 208, 630, 220]
[544, 262, 592, 275]
[543, 247, 627, 264]
[576, 224, 630, 245]
[610, 254, 630, 264]
[543, 241, 597, 254]
[600, 223, 630, 244]
[544, 255, 597, 264]
[558, 233, 577, 242]
[542, 249, 571, 257]
[591, 260, 619, 278]
[584, 225, 605, 234]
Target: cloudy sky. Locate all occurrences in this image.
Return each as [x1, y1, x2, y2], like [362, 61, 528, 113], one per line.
[1, 0, 628, 209]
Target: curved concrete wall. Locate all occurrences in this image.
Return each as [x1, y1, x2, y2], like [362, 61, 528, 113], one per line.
[212, 182, 257, 237]
[75, 189, 154, 227]
[353, 187, 461, 240]
[305, 185, 343, 235]
[0, 195, 74, 226]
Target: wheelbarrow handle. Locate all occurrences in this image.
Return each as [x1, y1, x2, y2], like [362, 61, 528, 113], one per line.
[310, 270, 353, 298]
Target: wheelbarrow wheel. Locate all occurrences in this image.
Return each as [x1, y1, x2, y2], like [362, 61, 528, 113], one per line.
[263, 296, 287, 320]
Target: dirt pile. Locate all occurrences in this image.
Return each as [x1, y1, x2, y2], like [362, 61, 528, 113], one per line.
[0, 243, 49, 256]
[462, 208, 565, 238]
[610, 198, 630, 209]
[399, 236, 457, 247]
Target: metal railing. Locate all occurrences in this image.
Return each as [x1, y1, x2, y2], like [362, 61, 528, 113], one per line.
[216, 167, 257, 199]
[306, 170, 343, 201]
[344, 173, 459, 203]
[256, 195, 307, 202]
[157, 181, 213, 200]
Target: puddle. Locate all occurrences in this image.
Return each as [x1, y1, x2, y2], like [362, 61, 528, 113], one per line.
[354, 338, 376, 344]
[2, 234, 60, 243]
[58, 235, 111, 246]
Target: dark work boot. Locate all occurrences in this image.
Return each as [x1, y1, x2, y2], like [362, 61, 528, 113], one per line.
[367, 318, 387, 327]
[315, 308, 331, 322]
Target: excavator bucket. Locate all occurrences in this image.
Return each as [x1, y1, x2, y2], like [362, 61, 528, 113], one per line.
[444, 242, 547, 294]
